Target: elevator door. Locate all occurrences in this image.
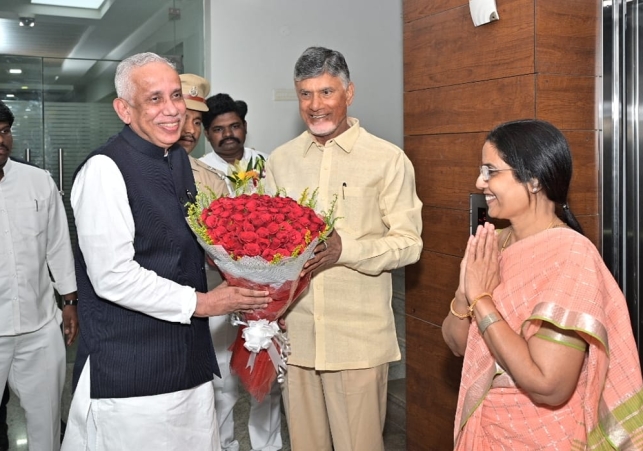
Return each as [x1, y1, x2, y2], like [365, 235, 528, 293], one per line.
[603, 0, 643, 362]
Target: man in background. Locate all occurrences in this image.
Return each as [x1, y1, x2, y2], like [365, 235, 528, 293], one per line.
[201, 93, 266, 171]
[62, 52, 271, 451]
[265, 46, 423, 451]
[178, 73, 227, 195]
[0, 99, 79, 451]
[201, 93, 282, 451]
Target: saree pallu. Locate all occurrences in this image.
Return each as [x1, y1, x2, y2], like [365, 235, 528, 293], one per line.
[454, 228, 643, 450]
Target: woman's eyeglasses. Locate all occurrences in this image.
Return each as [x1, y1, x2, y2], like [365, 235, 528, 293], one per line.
[479, 165, 512, 182]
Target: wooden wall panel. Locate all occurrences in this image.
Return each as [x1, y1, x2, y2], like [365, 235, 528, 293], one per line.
[421, 208, 469, 257]
[405, 0, 534, 91]
[406, 316, 462, 451]
[565, 131, 599, 216]
[577, 215, 600, 249]
[405, 0, 600, 447]
[404, 0, 465, 23]
[406, 133, 486, 209]
[407, 251, 460, 324]
[536, 0, 600, 76]
[405, 75, 536, 136]
[536, 75, 597, 130]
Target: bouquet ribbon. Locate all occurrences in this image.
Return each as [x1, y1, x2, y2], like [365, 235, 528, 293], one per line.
[231, 316, 291, 383]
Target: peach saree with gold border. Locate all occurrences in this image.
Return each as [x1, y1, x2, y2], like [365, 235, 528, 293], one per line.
[454, 228, 643, 450]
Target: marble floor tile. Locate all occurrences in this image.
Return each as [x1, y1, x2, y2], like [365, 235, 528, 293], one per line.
[5, 345, 406, 450]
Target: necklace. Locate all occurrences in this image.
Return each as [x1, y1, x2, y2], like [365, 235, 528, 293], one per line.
[501, 219, 566, 252]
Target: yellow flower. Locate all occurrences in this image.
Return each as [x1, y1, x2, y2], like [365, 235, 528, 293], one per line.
[227, 156, 266, 195]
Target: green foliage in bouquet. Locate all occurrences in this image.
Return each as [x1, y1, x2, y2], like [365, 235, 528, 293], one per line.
[226, 155, 266, 196]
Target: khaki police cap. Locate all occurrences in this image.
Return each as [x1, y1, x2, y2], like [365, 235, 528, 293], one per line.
[180, 74, 210, 112]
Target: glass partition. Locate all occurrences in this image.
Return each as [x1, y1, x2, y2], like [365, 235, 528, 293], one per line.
[0, 0, 205, 244]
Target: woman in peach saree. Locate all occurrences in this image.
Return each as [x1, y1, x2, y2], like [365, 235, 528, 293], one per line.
[442, 119, 643, 450]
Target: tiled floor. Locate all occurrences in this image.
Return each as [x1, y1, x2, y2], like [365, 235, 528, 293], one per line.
[4, 344, 406, 450]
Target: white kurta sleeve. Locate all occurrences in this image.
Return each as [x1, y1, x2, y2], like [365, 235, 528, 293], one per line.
[45, 175, 77, 295]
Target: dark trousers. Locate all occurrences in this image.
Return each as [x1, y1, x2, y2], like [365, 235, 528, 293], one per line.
[0, 384, 8, 425]
[0, 384, 9, 426]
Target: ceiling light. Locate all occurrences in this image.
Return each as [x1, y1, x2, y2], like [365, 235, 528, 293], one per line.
[19, 17, 35, 27]
[31, 0, 105, 9]
[6, 94, 15, 98]
[9, 69, 22, 74]
[21, 86, 29, 90]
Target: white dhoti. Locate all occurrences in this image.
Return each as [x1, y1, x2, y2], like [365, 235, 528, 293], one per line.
[62, 359, 221, 451]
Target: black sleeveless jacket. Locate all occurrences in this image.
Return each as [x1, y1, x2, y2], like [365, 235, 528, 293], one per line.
[73, 125, 218, 398]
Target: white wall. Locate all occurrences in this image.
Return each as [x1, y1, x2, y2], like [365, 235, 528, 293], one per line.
[204, 0, 404, 154]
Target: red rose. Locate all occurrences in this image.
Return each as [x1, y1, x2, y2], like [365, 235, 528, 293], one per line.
[274, 248, 289, 257]
[257, 238, 270, 249]
[296, 216, 311, 228]
[248, 213, 265, 227]
[245, 199, 259, 211]
[242, 243, 261, 257]
[256, 227, 270, 239]
[204, 215, 218, 228]
[214, 225, 227, 235]
[288, 230, 303, 244]
[269, 238, 282, 250]
[239, 231, 258, 243]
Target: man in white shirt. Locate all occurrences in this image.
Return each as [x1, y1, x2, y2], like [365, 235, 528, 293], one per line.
[62, 53, 272, 451]
[200, 94, 281, 451]
[0, 100, 79, 451]
[201, 93, 267, 182]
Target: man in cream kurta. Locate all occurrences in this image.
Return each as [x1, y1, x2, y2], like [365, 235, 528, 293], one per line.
[265, 47, 422, 451]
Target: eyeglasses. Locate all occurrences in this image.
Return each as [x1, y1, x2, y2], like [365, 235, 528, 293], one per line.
[479, 165, 512, 182]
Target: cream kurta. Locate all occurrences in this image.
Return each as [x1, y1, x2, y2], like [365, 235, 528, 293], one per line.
[265, 118, 423, 370]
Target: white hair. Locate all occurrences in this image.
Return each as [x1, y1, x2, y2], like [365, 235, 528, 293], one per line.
[114, 52, 175, 102]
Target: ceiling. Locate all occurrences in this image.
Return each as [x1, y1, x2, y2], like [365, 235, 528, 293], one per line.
[0, 0, 189, 102]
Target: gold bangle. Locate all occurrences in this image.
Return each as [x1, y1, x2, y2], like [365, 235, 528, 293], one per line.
[468, 292, 493, 318]
[450, 297, 470, 319]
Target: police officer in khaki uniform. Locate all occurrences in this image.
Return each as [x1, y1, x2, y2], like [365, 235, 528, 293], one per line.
[178, 74, 227, 196]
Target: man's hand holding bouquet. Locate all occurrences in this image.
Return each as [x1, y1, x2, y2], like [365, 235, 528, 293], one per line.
[187, 156, 337, 400]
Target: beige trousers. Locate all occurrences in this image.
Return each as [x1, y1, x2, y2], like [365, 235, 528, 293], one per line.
[282, 363, 388, 451]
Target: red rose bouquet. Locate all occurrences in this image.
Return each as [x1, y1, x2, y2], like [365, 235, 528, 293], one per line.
[187, 184, 337, 401]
